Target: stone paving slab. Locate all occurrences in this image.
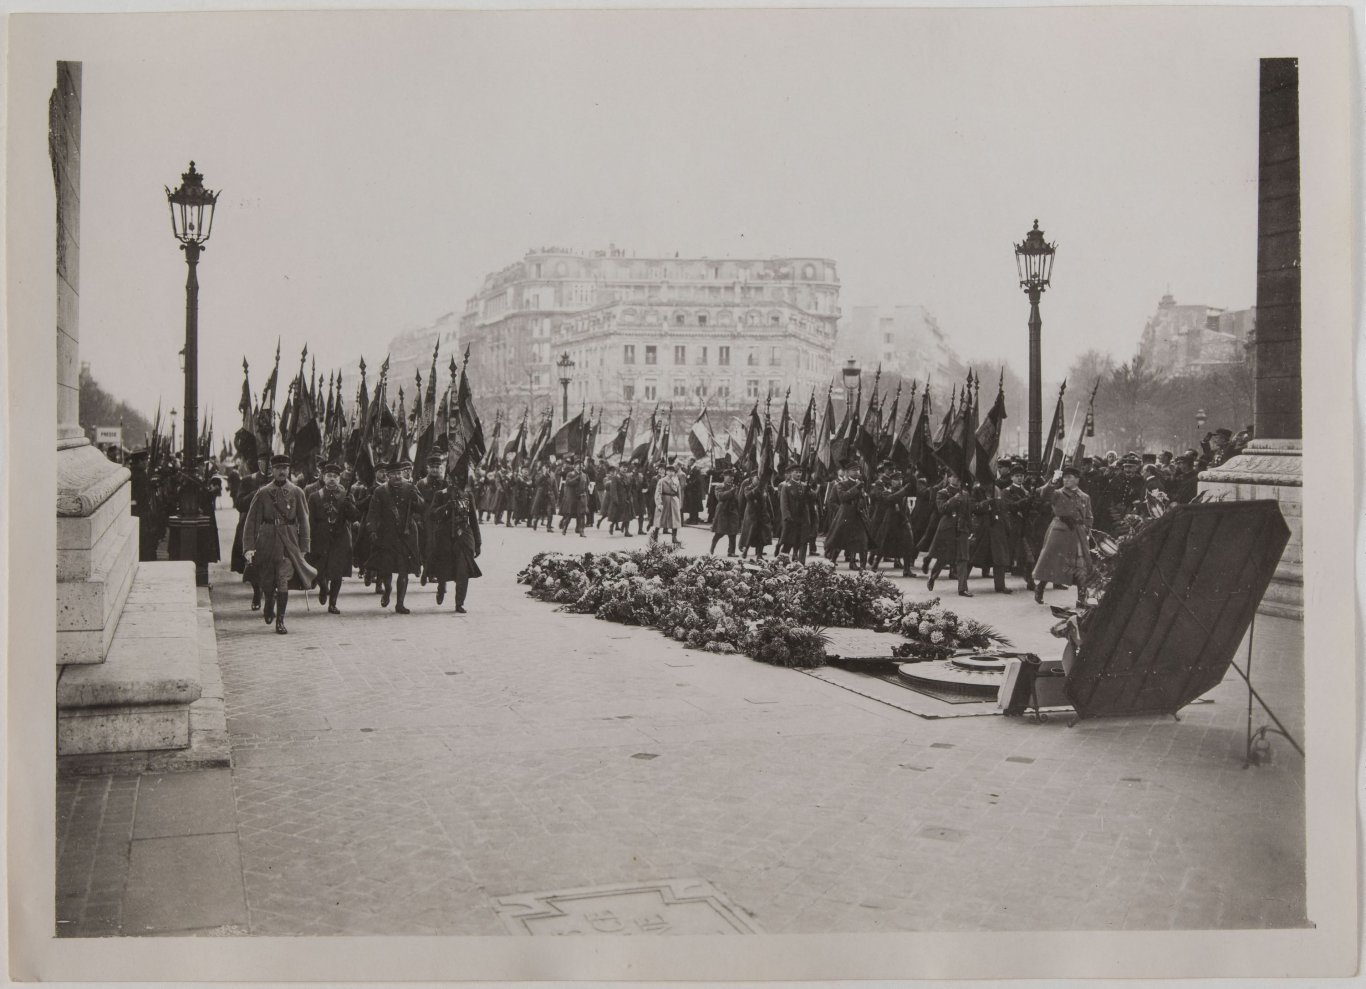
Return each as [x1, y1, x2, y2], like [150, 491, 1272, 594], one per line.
[122, 832, 247, 934]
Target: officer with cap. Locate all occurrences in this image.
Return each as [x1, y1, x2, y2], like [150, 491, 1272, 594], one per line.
[1031, 464, 1093, 607]
[307, 462, 359, 614]
[365, 459, 422, 613]
[243, 454, 313, 634]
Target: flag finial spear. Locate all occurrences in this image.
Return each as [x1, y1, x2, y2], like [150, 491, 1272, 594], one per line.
[242, 357, 249, 373]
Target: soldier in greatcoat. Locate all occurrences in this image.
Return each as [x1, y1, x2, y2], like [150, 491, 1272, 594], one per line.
[968, 476, 1016, 594]
[650, 460, 685, 545]
[608, 467, 638, 536]
[558, 457, 590, 536]
[307, 462, 360, 614]
[242, 454, 313, 634]
[1000, 464, 1039, 591]
[777, 464, 817, 562]
[823, 462, 871, 570]
[365, 459, 423, 613]
[1032, 465, 1094, 607]
[868, 468, 918, 575]
[529, 464, 557, 531]
[736, 471, 774, 559]
[425, 474, 482, 613]
[926, 470, 974, 597]
[708, 468, 742, 556]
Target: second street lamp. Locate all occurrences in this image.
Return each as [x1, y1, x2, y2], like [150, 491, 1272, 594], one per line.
[557, 352, 576, 422]
[165, 160, 220, 585]
[841, 356, 861, 412]
[1014, 219, 1057, 478]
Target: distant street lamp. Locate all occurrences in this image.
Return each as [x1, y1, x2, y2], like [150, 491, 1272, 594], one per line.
[1014, 219, 1057, 477]
[841, 357, 861, 410]
[1194, 407, 1207, 450]
[165, 161, 220, 586]
[557, 351, 576, 422]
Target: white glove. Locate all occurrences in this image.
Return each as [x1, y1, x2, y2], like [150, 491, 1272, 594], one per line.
[245, 550, 256, 562]
[1052, 469, 1064, 483]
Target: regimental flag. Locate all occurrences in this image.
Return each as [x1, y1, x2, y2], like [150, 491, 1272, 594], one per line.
[890, 381, 916, 468]
[580, 406, 598, 459]
[608, 412, 631, 460]
[909, 387, 935, 479]
[689, 405, 716, 461]
[394, 387, 409, 464]
[233, 358, 258, 464]
[1041, 380, 1067, 474]
[446, 350, 486, 480]
[974, 372, 1008, 486]
[551, 411, 584, 458]
[630, 406, 657, 464]
[958, 370, 979, 482]
[414, 342, 440, 467]
[932, 385, 963, 476]
[505, 413, 528, 466]
[862, 367, 882, 446]
[528, 410, 554, 463]
[879, 384, 902, 461]
[483, 412, 503, 469]
[739, 402, 762, 472]
[811, 387, 836, 478]
[797, 389, 817, 465]
[656, 405, 672, 464]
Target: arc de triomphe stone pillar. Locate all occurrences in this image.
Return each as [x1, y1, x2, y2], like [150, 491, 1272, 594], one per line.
[1199, 57, 1303, 620]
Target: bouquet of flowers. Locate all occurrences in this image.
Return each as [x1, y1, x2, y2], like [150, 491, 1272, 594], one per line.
[891, 598, 1010, 662]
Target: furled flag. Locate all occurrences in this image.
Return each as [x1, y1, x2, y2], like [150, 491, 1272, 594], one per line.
[1041, 379, 1068, 474]
[483, 412, 504, 469]
[974, 371, 1008, 486]
[775, 392, 792, 474]
[739, 401, 762, 472]
[812, 386, 836, 479]
[234, 358, 257, 463]
[447, 349, 486, 480]
[630, 406, 657, 464]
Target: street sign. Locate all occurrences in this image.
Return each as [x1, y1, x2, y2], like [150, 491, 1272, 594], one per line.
[95, 426, 123, 446]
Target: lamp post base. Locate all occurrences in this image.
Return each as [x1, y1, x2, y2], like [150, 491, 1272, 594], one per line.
[166, 514, 216, 587]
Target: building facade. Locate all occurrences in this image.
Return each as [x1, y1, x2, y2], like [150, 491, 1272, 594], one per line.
[835, 305, 966, 386]
[458, 248, 841, 424]
[1138, 292, 1254, 376]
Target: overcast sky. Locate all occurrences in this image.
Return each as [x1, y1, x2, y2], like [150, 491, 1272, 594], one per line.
[49, 7, 1278, 427]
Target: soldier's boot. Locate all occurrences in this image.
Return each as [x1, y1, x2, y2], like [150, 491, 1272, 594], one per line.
[250, 582, 262, 611]
[454, 578, 469, 614]
[363, 571, 372, 586]
[263, 589, 276, 623]
[867, 555, 880, 571]
[1024, 572, 1037, 591]
[994, 571, 1012, 594]
[957, 566, 973, 597]
[709, 534, 722, 555]
[327, 580, 341, 615]
[395, 576, 411, 614]
[436, 581, 446, 605]
[380, 577, 391, 609]
[274, 592, 289, 634]
[1033, 582, 1045, 604]
[927, 565, 941, 592]
[318, 580, 328, 605]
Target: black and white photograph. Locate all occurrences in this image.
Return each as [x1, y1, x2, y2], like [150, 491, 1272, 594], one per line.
[6, 3, 1358, 983]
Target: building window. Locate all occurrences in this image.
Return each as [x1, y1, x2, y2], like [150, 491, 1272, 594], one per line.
[884, 333, 893, 344]
[769, 380, 780, 397]
[624, 345, 635, 365]
[769, 347, 781, 366]
[716, 383, 730, 398]
[695, 383, 707, 398]
[719, 346, 730, 366]
[674, 345, 686, 365]
[698, 346, 708, 365]
[747, 350, 758, 367]
[645, 345, 657, 365]
[675, 313, 686, 325]
[747, 379, 759, 399]
[673, 380, 687, 398]
[697, 314, 707, 326]
[644, 381, 657, 401]
[623, 383, 634, 401]
[770, 314, 781, 325]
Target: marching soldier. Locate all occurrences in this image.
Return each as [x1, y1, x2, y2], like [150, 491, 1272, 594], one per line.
[868, 467, 918, 575]
[242, 454, 313, 634]
[1032, 465, 1094, 607]
[559, 457, 589, 536]
[777, 464, 817, 562]
[824, 461, 871, 570]
[926, 470, 973, 597]
[425, 472, 483, 613]
[1001, 464, 1038, 591]
[708, 467, 741, 556]
[365, 460, 423, 614]
[307, 462, 359, 614]
[968, 476, 1016, 594]
[231, 456, 270, 610]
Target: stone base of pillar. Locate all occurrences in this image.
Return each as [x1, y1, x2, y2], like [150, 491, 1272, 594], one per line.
[1197, 439, 1302, 620]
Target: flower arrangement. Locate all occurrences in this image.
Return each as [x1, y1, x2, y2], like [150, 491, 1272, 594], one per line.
[516, 547, 999, 668]
[889, 598, 1010, 662]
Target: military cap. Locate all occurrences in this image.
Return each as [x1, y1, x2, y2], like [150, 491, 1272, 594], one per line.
[1213, 427, 1233, 438]
[1121, 453, 1141, 465]
[426, 455, 445, 467]
[1009, 464, 1027, 475]
[321, 462, 342, 475]
[1141, 453, 1157, 464]
[1060, 464, 1081, 477]
[396, 459, 413, 471]
[270, 454, 292, 468]
[128, 448, 150, 462]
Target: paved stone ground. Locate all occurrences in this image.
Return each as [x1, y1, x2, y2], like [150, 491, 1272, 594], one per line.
[56, 509, 1307, 936]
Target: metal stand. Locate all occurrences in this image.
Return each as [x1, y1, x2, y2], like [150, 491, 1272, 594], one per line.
[1232, 614, 1304, 767]
[166, 514, 213, 586]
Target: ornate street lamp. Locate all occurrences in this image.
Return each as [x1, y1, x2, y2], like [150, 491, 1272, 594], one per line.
[841, 356, 861, 411]
[1194, 407, 1207, 449]
[1014, 219, 1057, 476]
[165, 161, 220, 585]
[557, 351, 576, 422]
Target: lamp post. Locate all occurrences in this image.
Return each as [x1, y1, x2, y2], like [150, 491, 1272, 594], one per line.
[557, 351, 576, 422]
[841, 356, 861, 412]
[165, 161, 220, 585]
[1014, 219, 1057, 477]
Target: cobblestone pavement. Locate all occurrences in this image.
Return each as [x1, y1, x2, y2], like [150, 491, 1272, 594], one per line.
[58, 510, 1307, 936]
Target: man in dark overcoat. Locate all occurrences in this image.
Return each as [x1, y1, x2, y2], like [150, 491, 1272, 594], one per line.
[926, 470, 974, 597]
[425, 474, 482, 613]
[777, 464, 817, 562]
[823, 462, 871, 570]
[365, 459, 423, 613]
[558, 457, 589, 536]
[308, 462, 360, 614]
[708, 468, 742, 556]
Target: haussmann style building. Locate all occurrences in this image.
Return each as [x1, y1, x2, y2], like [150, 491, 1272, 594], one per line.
[458, 247, 841, 427]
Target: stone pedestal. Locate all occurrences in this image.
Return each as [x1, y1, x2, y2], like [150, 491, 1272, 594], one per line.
[1198, 439, 1302, 620]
